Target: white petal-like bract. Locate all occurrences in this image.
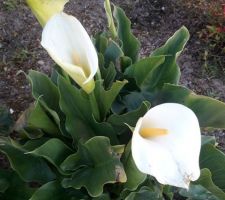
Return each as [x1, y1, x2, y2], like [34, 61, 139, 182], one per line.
[41, 13, 98, 93]
[132, 103, 201, 188]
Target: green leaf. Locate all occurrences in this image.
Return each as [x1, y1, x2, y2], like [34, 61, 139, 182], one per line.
[28, 70, 69, 137]
[15, 101, 59, 137]
[0, 107, 14, 136]
[108, 101, 150, 135]
[123, 92, 146, 111]
[104, 40, 124, 67]
[61, 136, 127, 197]
[95, 34, 108, 54]
[180, 184, 219, 200]
[125, 56, 165, 90]
[122, 143, 146, 191]
[113, 6, 140, 62]
[0, 169, 34, 200]
[101, 62, 117, 89]
[58, 75, 94, 142]
[180, 169, 225, 200]
[28, 138, 73, 174]
[156, 84, 225, 128]
[200, 144, 225, 192]
[28, 70, 60, 113]
[150, 26, 189, 88]
[94, 80, 127, 119]
[15, 101, 59, 139]
[30, 181, 85, 200]
[0, 137, 56, 183]
[120, 56, 132, 72]
[124, 186, 163, 200]
[94, 193, 111, 200]
[58, 76, 118, 144]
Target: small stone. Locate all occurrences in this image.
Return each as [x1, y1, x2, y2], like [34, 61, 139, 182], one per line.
[37, 60, 45, 65]
[9, 108, 14, 114]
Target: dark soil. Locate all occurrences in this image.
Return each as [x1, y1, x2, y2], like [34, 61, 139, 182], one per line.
[0, 0, 224, 150]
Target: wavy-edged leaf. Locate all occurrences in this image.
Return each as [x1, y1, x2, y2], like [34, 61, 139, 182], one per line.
[15, 101, 59, 138]
[122, 143, 146, 191]
[200, 144, 225, 191]
[28, 70, 69, 137]
[30, 181, 85, 200]
[108, 101, 150, 135]
[94, 80, 127, 119]
[61, 136, 127, 197]
[0, 137, 55, 183]
[27, 138, 73, 174]
[180, 169, 225, 200]
[58, 76, 118, 144]
[150, 26, 189, 89]
[124, 186, 163, 200]
[113, 6, 140, 62]
[125, 56, 165, 90]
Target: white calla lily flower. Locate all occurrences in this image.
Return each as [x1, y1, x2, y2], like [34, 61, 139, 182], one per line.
[132, 103, 201, 189]
[41, 13, 98, 93]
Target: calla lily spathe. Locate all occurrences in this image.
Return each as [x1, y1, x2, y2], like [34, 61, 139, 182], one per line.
[41, 13, 98, 93]
[26, 0, 68, 26]
[132, 103, 201, 188]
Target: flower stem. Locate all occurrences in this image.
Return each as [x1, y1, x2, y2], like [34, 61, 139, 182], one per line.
[89, 92, 100, 121]
[104, 0, 117, 39]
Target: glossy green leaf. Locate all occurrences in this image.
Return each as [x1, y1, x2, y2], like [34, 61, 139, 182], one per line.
[125, 56, 165, 90]
[0, 138, 56, 183]
[113, 6, 140, 62]
[124, 186, 163, 200]
[95, 34, 108, 54]
[28, 70, 60, 113]
[200, 144, 225, 191]
[28, 70, 69, 137]
[61, 136, 127, 197]
[120, 56, 132, 72]
[15, 101, 59, 137]
[94, 193, 111, 200]
[180, 169, 225, 200]
[123, 92, 146, 111]
[122, 143, 146, 191]
[28, 138, 73, 174]
[156, 84, 225, 128]
[94, 80, 127, 119]
[180, 184, 219, 200]
[58, 76, 118, 144]
[58, 75, 94, 142]
[108, 101, 150, 135]
[150, 26, 189, 89]
[101, 62, 117, 89]
[104, 40, 124, 67]
[30, 181, 85, 200]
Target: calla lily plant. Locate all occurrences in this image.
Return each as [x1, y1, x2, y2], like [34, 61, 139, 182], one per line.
[1, 0, 225, 199]
[132, 103, 201, 188]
